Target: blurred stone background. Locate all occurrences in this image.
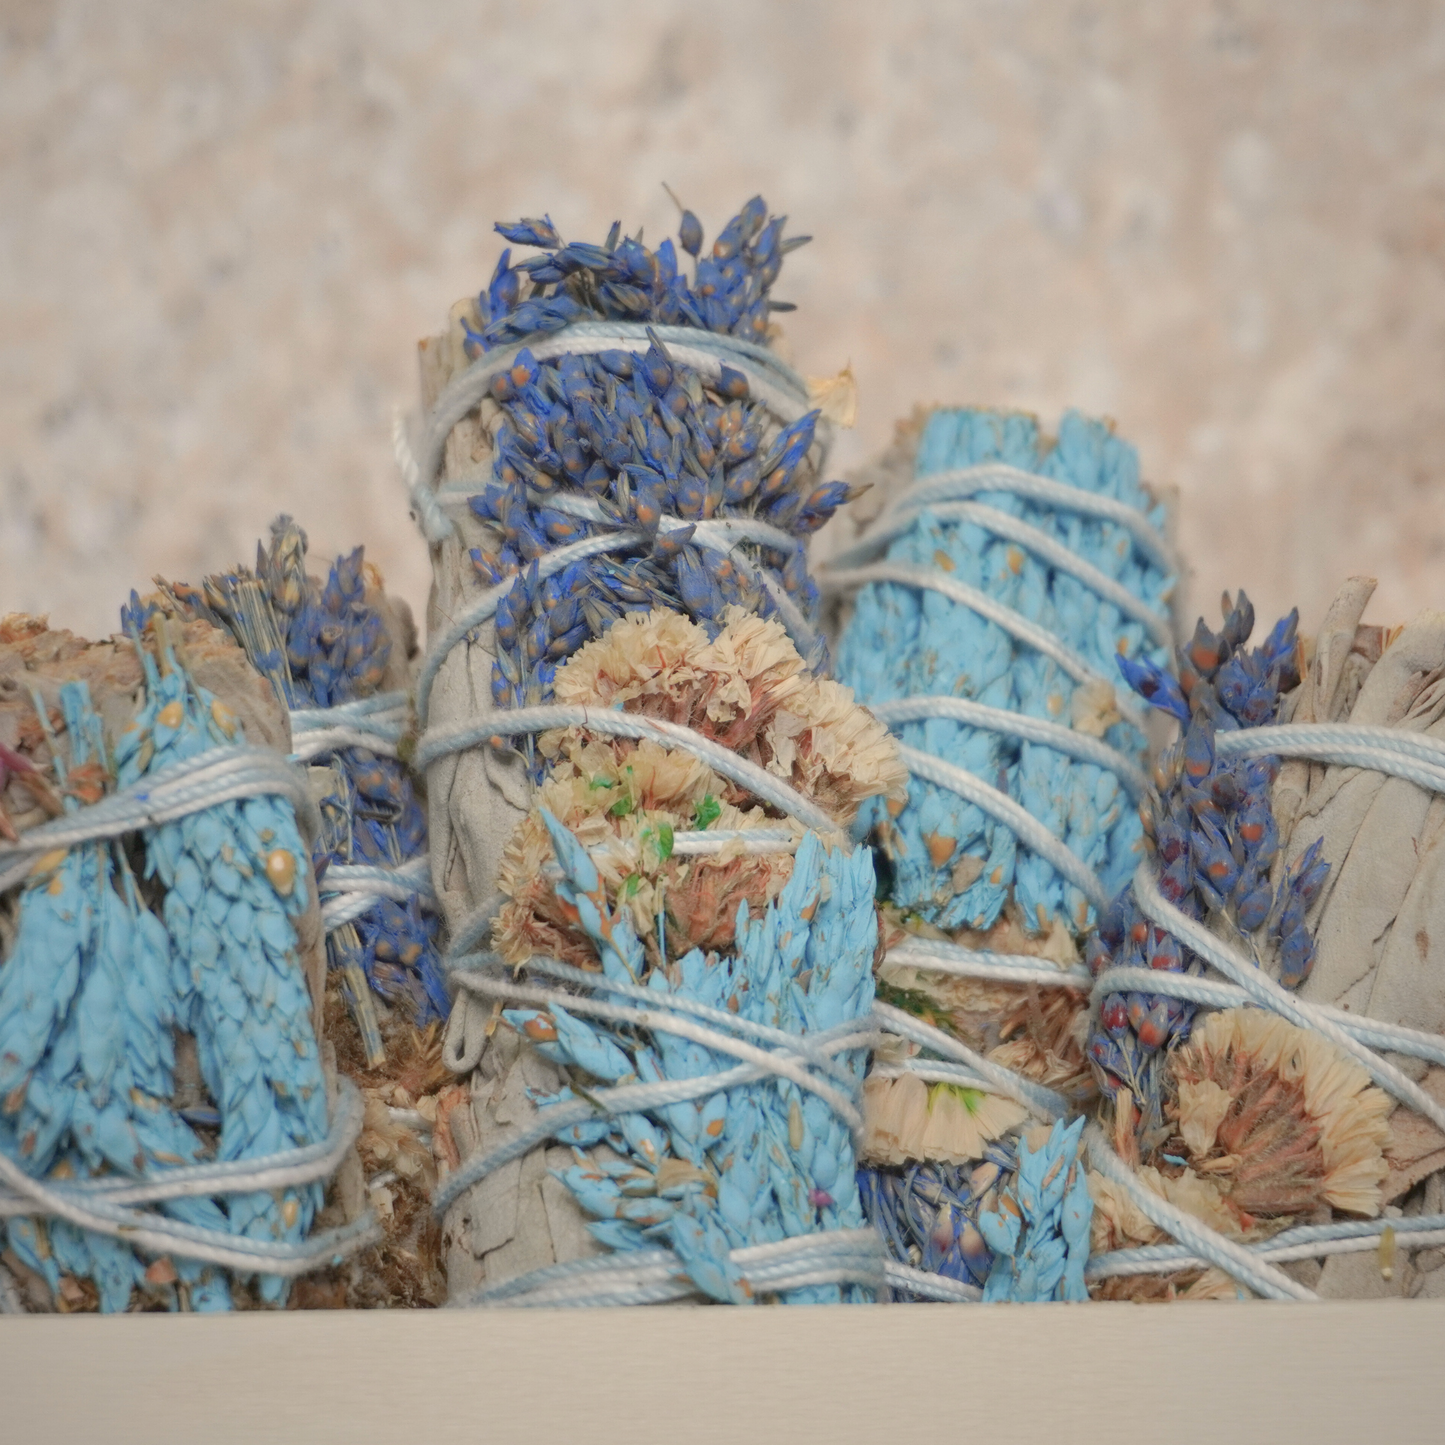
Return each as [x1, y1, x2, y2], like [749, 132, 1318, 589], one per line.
[3, 1, 1444, 642]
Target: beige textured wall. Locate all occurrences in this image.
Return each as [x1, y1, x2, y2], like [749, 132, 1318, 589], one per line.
[3, 1, 1444, 643]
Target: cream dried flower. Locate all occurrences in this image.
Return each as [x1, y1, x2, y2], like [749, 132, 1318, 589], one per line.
[1088, 1163, 1241, 1255]
[1090, 1010, 1392, 1264]
[550, 607, 907, 829]
[497, 608, 905, 972]
[494, 735, 796, 968]
[876, 909, 1095, 1101]
[1169, 1008, 1392, 1219]
[859, 1072, 1027, 1166]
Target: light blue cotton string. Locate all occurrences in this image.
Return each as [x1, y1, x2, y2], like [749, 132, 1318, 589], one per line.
[1082, 1122, 1314, 1300]
[287, 690, 436, 934]
[1215, 722, 1445, 795]
[0, 1070, 380, 1274]
[1087, 1213, 1445, 1280]
[841, 501, 1172, 648]
[867, 1060, 994, 1092]
[395, 413, 454, 544]
[868, 698, 1151, 798]
[418, 323, 815, 504]
[883, 1259, 984, 1303]
[289, 689, 411, 762]
[1091, 966, 1445, 1068]
[320, 858, 437, 930]
[888, 936, 1093, 990]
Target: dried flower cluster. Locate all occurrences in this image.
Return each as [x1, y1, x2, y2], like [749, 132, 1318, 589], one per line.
[1089, 1009, 1391, 1275]
[464, 199, 862, 711]
[495, 607, 906, 971]
[152, 519, 445, 1029]
[1169, 1009, 1391, 1219]
[839, 408, 1173, 939]
[471, 197, 806, 350]
[859, 1073, 1028, 1167]
[1088, 592, 1324, 1139]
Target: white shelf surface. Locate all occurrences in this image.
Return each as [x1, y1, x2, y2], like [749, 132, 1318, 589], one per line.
[5, 1301, 1445, 1444]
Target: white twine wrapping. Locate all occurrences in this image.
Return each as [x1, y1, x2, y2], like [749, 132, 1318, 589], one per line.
[404, 321, 832, 724]
[822, 563, 1149, 733]
[455, 1229, 886, 1308]
[0, 745, 318, 896]
[415, 704, 838, 836]
[289, 691, 411, 762]
[830, 462, 1180, 579]
[289, 693, 438, 935]
[0, 1078, 379, 1275]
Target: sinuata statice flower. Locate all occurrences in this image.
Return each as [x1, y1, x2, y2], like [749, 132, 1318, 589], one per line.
[1087, 1008, 1391, 1300]
[1168, 1008, 1391, 1219]
[495, 606, 906, 971]
[859, 1072, 1027, 1167]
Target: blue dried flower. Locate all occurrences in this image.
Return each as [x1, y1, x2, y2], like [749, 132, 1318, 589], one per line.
[160, 519, 447, 1026]
[116, 641, 329, 1306]
[454, 199, 859, 719]
[1, 682, 233, 1312]
[976, 1117, 1091, 1302]
[858, 1146, 1014, 1296]
[1087, 592, 1313, 1135]
[508, 814, 878, 1304]
[837, 409, 1174, 939]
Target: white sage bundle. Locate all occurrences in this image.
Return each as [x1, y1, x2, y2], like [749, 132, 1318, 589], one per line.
[1270, 577, 1445, 1296]
[409, 200, 867, 1299]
